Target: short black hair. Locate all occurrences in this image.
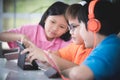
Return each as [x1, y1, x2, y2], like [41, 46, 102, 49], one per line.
[80, 0, 120, 36]
[65, 3, 88, 28]
[93, 0, 120, 35]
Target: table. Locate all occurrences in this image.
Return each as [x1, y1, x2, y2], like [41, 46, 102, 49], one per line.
[0, 58, 62, 80]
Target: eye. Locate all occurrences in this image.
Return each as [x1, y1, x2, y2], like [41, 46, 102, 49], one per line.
[69, 24, 78, 29]
[60, 26, 66, 29]
[50, 20, 55, 23]
[72, 25, 78, 28]
[68, 24, 80, 31]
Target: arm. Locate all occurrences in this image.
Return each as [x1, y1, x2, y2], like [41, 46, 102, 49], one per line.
[22, 40, 94, 80]
[0, 32, 27, 42]
[22, 40, 78, 70]
[49, 53, 77, 71]
[62, 65, 94, 80]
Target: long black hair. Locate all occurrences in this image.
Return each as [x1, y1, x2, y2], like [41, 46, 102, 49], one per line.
[39, 1, 71, 41]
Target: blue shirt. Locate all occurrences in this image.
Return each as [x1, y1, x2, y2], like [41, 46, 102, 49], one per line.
[83, 34, 120, 80]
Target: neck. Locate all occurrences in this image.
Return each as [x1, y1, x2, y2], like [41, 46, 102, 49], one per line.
[96, 34, 106, 45]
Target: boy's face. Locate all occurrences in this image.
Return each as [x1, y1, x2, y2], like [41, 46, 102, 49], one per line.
[79, 22, 94, 48]
[68, 17, 84, 45]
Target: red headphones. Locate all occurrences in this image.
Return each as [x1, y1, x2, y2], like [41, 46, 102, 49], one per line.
[88, 0, 101, 32]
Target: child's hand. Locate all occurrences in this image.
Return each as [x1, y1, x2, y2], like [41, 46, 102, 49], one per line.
[20, 34, 30, 45]
[21, 40, 46, 63]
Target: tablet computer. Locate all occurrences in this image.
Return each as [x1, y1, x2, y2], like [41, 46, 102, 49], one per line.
[16, 41, 39, 70]
[43, 51, 61, 78]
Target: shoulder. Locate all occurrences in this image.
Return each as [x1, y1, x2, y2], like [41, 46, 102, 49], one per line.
[9, 24, 44, 34]
[20, 24, 42, 30]
[59, 39, 72, 47]
[20, 24, 44, 32]
[58, 43, 81, 55]
[60, 43, 79, 50]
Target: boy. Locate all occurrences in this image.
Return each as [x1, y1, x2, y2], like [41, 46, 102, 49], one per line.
[62, 0, 120, 80]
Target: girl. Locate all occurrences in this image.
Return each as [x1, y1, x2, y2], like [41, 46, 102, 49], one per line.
[0, 1, 71, 51]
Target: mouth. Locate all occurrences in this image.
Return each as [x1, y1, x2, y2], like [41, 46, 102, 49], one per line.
[71, 37, 76, 41]
[49, 31, 56, 36]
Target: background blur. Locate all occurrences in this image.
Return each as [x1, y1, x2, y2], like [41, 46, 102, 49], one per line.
[0, 0, 119, 49]
[0, 0, 82, 32]
[0, 0, 119, 31]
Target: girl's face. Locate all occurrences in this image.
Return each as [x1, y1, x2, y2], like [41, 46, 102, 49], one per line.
[68, 17, 84, 45]
[44, 15, 68, 41]
[79, 22, 94, 48]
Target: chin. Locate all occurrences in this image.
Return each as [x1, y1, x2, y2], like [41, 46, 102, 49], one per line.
[74, 43, 79, 45]
[72, 41, 79, 45]
[85, 43, 91, 48]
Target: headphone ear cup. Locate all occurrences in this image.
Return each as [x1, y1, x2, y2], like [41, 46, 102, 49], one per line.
[88, 19, 101, 32]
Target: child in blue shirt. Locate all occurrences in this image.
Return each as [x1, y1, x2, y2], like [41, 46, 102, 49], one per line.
[62, 0, 120, 80]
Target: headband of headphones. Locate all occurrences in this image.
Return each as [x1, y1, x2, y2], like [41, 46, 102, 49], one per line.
[87, 0, 101, 33]
[87, 0, 101, 48]
[88, 0, 98, 19]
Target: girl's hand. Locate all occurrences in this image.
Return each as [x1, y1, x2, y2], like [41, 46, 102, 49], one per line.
[20, 34, 31, 45]
[21, 40, 46, 63]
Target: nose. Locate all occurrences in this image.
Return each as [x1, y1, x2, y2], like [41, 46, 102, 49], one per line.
[52, 26, 59, 31]
[70, 29, 74, 35]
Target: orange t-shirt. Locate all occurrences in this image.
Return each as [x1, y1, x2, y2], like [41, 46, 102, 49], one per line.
[58, 43, 92, 64]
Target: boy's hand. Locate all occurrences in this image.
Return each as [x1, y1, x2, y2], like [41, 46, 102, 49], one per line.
[21, 40, 46, 63]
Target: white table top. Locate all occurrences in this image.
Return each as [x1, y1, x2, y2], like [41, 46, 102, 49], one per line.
[0, 58, 62, 80]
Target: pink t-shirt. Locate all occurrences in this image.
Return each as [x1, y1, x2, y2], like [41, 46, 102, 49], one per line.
[7, 24, 71, 50]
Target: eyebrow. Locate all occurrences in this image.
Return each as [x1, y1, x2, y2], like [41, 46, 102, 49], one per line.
[50, 18, 68, 27]
[69, 23, 80, 27]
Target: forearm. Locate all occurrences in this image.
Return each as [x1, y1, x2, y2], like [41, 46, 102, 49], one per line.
[62, 65, 94, 80]
[61, 67, 72, 78]
[50, 54, 77, 71]
[0, 32, 25, 42]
